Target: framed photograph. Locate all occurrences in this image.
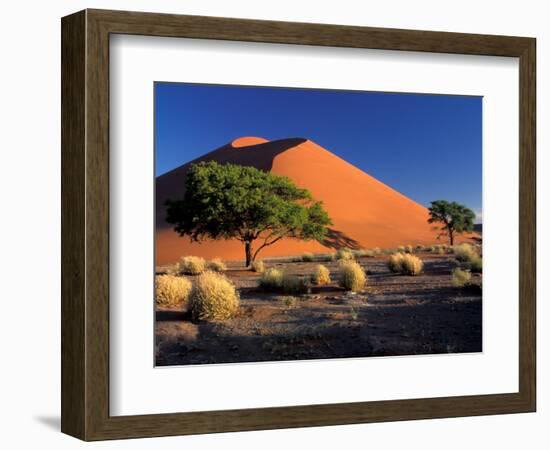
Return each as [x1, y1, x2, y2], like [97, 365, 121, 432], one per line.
[61, 9, 536, 440]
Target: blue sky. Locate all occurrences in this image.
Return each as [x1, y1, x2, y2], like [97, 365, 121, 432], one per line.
[155, 82, 482, 220]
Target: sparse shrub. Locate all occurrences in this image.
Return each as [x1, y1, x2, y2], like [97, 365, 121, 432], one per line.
[207, 257, 227, 272]
[336, 248, 354, 261]
[388, 253, 423, 275]
[302, 253, 314, 262]
[164, 264, 180, 276]
[372, 247, 382, 255]
[312, 264, 331, 285]
[338, 260, 367, 292]
[400, 253, 423, 275]
[155, 275, 192, 307]
[250, 260, 265, 273]
[188, 271, 239, 321]
[452, 268, 472, 287]
[280, 296, 297, 308]
[258, 267, 284, 290]
[281, 274, 310, 294]
[453, 243, 478, 262]
[352, 249, 368, 258]
[468, 254, 483, 273]
[397, 245, 405, 253]
[404, 245, 413, 254]
[179, 256, 206, 275]
[388, 253, 406, 273]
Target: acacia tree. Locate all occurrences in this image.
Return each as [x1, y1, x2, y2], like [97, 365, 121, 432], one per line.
[427, 200, 475, 246]
[166, 161, 332, 266]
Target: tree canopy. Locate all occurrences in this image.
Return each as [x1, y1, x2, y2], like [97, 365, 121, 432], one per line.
[166, 161, 332, 265]
[427, 200, 475, 246]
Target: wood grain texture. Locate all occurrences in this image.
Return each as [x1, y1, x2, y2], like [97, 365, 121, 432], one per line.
[61, 10, 86, 439]
[61, 8, 537, 441]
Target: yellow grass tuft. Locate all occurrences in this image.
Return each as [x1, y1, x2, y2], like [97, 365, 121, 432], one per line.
[312, 264, 331, 285]
[179, 256, 206, 275]
[281, 274, 310, 294]
[338, 260, 367, 292]
[207, 257, 227, 272]
[258, 267, 284, 290]
[188, 271, 240, 321]
[452, 268, 472, 287]
[453, 243, 478, 262]
[250, 260, 265, 273]
[388, 253, 423, 275]
[155, 275, 192, 307]
[336, 248, 354, 261]
[301, 253, 314, 262]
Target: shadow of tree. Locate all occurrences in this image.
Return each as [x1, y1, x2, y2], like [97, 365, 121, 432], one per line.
[322, 228, 361, 250]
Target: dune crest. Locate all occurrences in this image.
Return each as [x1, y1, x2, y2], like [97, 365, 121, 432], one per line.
[155, 137, 466, 265]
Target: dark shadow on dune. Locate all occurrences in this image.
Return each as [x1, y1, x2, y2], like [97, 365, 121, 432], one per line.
[156, 138, 308, 227]
[322, 228, 361, 250]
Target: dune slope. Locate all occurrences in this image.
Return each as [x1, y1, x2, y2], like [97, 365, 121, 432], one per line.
[156, 137, 447, 265]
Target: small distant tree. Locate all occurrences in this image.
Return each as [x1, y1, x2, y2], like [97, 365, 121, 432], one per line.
[166, 161, 332, 266]
[428, 200, 475, 246]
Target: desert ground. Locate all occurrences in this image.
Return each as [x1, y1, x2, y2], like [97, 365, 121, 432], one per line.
[155, 251, 482, 366]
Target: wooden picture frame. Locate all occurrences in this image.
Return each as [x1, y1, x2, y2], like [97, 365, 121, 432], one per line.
[61, 9, 536, 441]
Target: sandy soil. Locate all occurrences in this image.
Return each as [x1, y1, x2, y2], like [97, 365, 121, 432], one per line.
[155, 253, 482, 366]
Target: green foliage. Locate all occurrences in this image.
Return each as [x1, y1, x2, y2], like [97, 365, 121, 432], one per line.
[166, 161, 332, 265]
[428, 200, 475, 246]
[338, 260, 367, 292]
[188, 271, 240, 321]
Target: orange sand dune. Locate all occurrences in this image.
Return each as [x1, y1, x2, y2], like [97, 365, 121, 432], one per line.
[156, 137, 469, 266]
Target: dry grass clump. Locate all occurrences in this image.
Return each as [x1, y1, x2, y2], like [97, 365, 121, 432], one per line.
[188, 271, 239, 321]
[312, 264, 331, 285]
[404, 245, 413, 254]
[301, 253, 314, 262]
[258, 267, 284, 290]
[388, 252, 406, 273]
[155, 275, 192, 307]
[453, 244, 477, 262]
[281, 274, 310, 294]
[207, 258, 227, 272]
[164, 264, 180, 276]
[338, 260, 367, 292]
[452, 268, 472, 287]
[279, 296, 297, 308]
[388, 253, 423, 275]
[250, 260, 265, 273]
[468, 254, 483, 273]
[179, 256, 206, 275]
[336, 248, 354, 261]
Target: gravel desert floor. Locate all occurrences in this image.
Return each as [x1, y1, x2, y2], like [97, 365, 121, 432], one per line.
[155, 253, 482, 366]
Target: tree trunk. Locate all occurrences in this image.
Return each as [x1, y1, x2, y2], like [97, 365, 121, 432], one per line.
[245, 241, 252, 267]
[449, 229, 454, 246]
